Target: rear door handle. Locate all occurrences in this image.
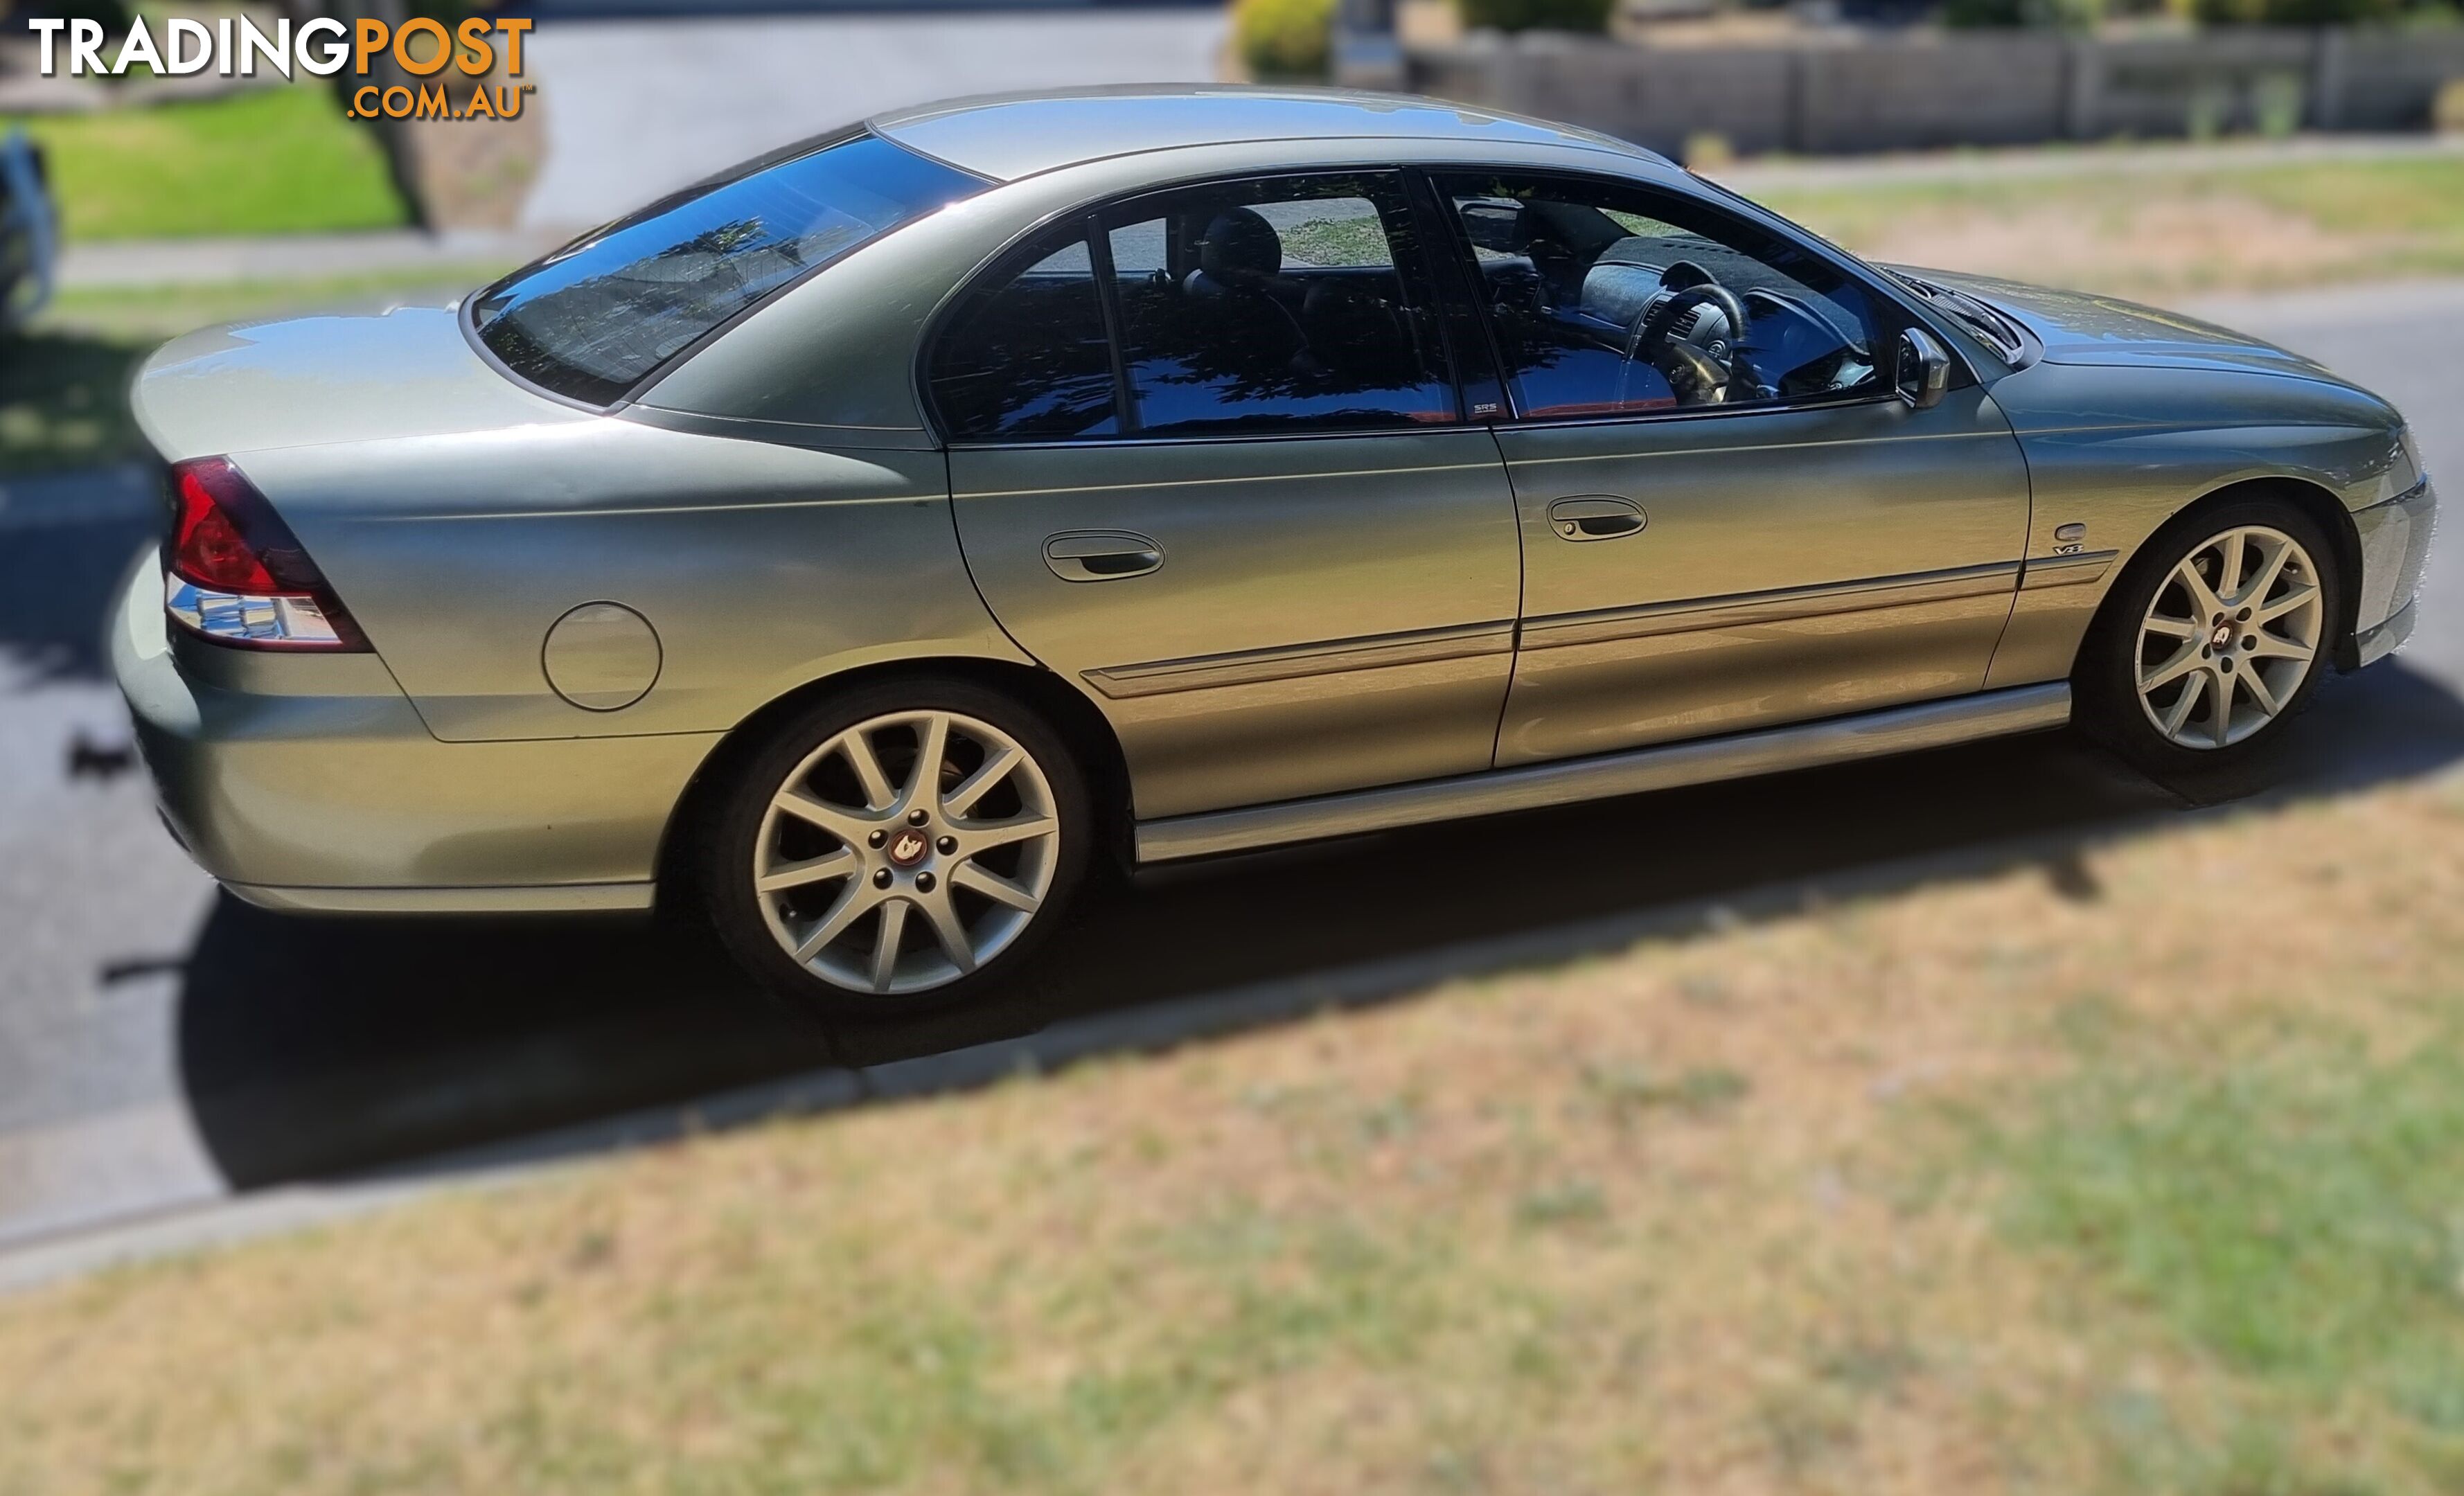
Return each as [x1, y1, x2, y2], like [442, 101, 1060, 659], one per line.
[1044, 531, 1164, 582]
[1548, 495, 1645, 542]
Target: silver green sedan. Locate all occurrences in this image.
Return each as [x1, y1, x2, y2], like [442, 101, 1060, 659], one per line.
[114, 87, 2436, 1011]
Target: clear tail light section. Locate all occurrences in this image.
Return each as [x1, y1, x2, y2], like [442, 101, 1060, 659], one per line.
[163, 457, 369, 651]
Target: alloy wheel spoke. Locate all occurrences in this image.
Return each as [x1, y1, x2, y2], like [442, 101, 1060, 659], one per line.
[2140, 640, 2205, 693]
[915, 889, 978, 974]
[774, 787, 876, 846]
[2246, 630, 2312, 662]
[2237, 535, 2294, 607]
[951, 860, 1040, 913]
[758, 847, 858, 893]
[2240, 662, 2283, 717]
[2255, 584, 2320, 626]
[942, 746, 1019, 819]
[794, 880, 883, 964]
[2143, 615, 2198, 641]
[2177, 558, 2225, 623]
[870, 898, 909, 992]
[2210, 672, 2237, 747]
[910, 713, 952, 808]
[956, 813, 1054, 854]
[2214, 532, 2246, 599]
[2159, 670, 2208, 738]
[840, 727, 896, 811]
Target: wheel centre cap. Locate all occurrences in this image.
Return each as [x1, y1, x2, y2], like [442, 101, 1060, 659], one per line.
[886, 828, 931, 868]
[2209, 623, 2236, 650]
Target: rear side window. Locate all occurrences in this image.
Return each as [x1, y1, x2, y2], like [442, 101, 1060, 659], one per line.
[929, 231, 1121, 442]
[1102, 176, 1452, 438]
[925, 170, 1458, 443]
[471, 131, 984, 407]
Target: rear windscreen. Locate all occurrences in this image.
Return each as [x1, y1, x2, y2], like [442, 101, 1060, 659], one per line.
[469, 130, 986, 407]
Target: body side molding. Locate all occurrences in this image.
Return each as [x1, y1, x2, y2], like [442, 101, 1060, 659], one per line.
[2018, 549, 2120, 591]
[1135, 682, 2073, 862]
[1083, 619, 1516, 700]
[1518, 560, 2023, 652]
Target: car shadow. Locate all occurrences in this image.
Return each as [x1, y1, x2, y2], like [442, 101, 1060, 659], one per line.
[171, 656, 2464, 1189]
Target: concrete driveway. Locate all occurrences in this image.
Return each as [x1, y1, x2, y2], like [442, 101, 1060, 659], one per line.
[1, 278, 2456, 1254]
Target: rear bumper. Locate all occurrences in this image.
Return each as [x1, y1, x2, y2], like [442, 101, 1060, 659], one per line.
[2350, 476, 2437, 670]
[111, 562, 716, 915]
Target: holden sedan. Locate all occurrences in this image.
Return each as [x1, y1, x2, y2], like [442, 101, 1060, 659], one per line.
[115, 87, 2436, 1012]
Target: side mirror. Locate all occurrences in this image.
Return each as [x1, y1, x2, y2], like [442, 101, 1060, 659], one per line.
[1895, 326, 1951, 410]
[1459, 200, 1524, 254]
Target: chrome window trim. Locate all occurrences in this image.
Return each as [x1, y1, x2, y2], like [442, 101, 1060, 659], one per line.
[1489, 389, 1905, 436]
[943, 422, 1488, 456]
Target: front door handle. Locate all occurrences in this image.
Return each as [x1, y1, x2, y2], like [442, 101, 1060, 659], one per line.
[1044, 530, 1164, 582]
[1547, 495, 1645, 542]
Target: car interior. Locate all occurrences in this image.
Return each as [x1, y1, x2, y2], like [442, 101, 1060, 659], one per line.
[1452, 193, 1881, 413]
[1101, 195, 1451, 434]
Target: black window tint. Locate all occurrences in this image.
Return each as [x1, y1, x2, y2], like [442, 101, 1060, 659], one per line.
[928, 231, 1121, 443]
[1101, 175, 1454, 438]
[472, 131, 984, 407]
[1435, 173, 1888, 420]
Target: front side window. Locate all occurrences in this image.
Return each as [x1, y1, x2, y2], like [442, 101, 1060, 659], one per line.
[472, 131, 985, 407]
[1101, 175, 1453, 437]
[1435, 172, 1890, 421]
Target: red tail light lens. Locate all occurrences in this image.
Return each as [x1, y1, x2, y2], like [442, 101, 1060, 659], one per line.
[171, 461, 279, 593]
[162, 457, 367, 651]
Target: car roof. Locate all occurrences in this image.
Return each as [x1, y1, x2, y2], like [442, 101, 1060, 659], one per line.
[870, 84, 1666, 184]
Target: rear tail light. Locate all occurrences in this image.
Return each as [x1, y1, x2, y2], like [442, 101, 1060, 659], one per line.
[163, 457, 367, 651]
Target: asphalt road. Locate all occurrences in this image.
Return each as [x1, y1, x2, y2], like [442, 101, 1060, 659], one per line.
[1, 279, 2458, 1252]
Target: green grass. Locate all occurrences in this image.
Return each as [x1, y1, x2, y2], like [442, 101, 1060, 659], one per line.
[0, 328, 143, 475]
[3, 84, 407, 240]
[1992, 1022, 2464, 1488]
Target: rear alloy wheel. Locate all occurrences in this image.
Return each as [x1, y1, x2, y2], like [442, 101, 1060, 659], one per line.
[706, 684, 1088, 1011]
[2133, 524, 2325, 750]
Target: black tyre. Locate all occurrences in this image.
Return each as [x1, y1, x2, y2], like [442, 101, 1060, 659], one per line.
[2075, 495, 2341, 778]
[700, 677, 1092, 1017]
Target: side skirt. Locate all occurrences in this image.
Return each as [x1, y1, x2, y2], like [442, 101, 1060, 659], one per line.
[1134, 682, 2073, 864]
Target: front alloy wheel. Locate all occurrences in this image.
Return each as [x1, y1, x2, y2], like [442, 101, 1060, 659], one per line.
[2078, 497, 2342, 776]
[2133, 524, 2325, 750]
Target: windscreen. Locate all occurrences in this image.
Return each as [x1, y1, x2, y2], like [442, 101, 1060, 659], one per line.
[469, 131, 986, 407]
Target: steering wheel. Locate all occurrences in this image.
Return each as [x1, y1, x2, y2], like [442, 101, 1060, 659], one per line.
[1622, 279, 1753, 407]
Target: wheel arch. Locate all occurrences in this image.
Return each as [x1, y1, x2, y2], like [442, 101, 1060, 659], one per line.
[2104, 474, 2364, 670]
[651, 655, 1133, 911]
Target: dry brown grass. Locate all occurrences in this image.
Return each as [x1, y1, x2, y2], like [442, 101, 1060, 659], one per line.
[6, 773, 2464, 1494]
[1755, 152, 2464, 299]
